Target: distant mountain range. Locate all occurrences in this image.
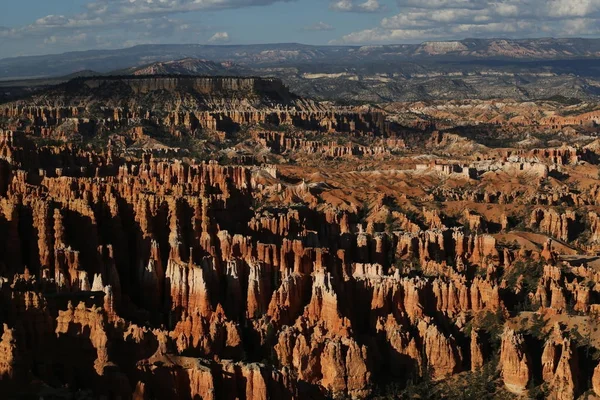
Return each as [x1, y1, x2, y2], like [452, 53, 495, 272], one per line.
[3, 39, 600, 80]
[3, 39, 600, 103]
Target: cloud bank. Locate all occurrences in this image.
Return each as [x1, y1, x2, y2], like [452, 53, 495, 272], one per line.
[1, 0, 600, 57]
[0, 0, 290, 57]
[337, 0, 600, 43]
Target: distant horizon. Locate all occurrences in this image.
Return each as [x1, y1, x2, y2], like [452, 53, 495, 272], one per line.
[4, 36, 600, 62]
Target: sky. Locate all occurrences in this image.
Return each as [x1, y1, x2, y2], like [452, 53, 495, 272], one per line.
[1, 0, 600, 58]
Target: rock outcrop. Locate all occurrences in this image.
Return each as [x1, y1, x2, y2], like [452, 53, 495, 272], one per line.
[500, 328, 531, 395]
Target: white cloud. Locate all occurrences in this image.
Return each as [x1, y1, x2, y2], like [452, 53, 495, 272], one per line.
[0, 0, 290, 56]
[0, 27, 12, 38]
[546, 0, 599, 18]
[90, 0, 294, 17]
[330, 0, 383, 12]
[44, 33, 88, 45]
[304, 21, 334, 31]
[331, 0, 354, 11]
[336, 0, 600, 43]
[395, 0, 487, 10]
[208, 31, 230, 43]
[359, 0, 382, 12]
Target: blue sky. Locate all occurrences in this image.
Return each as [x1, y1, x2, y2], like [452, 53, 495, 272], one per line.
[1, 0, 600, 58]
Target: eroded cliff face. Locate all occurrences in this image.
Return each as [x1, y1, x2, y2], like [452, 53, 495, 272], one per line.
[82, 76, 287, 97]
[0, 76, 389, 141]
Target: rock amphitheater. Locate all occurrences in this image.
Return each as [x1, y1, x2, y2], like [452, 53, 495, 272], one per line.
[1, 76, 600, 399]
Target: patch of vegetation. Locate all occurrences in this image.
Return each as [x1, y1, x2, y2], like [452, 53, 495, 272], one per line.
[527, 313, 549, 341]
[385, 211, 400, 234]
[559, 103, 599, 116]
[32, 137, 65, 147]
[528, 382, 549, 400]
[385, 201, 424, 230]
[503, 260, 545, 312]
[370, 356, 511, 400]
[465, 309, 506, 352]
[357, 199, 370, 224]
[504, 260, 544, 290]
[541, 95, 582, 105]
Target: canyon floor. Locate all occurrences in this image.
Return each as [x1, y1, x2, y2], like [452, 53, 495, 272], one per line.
[2, 75, 600, 399]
